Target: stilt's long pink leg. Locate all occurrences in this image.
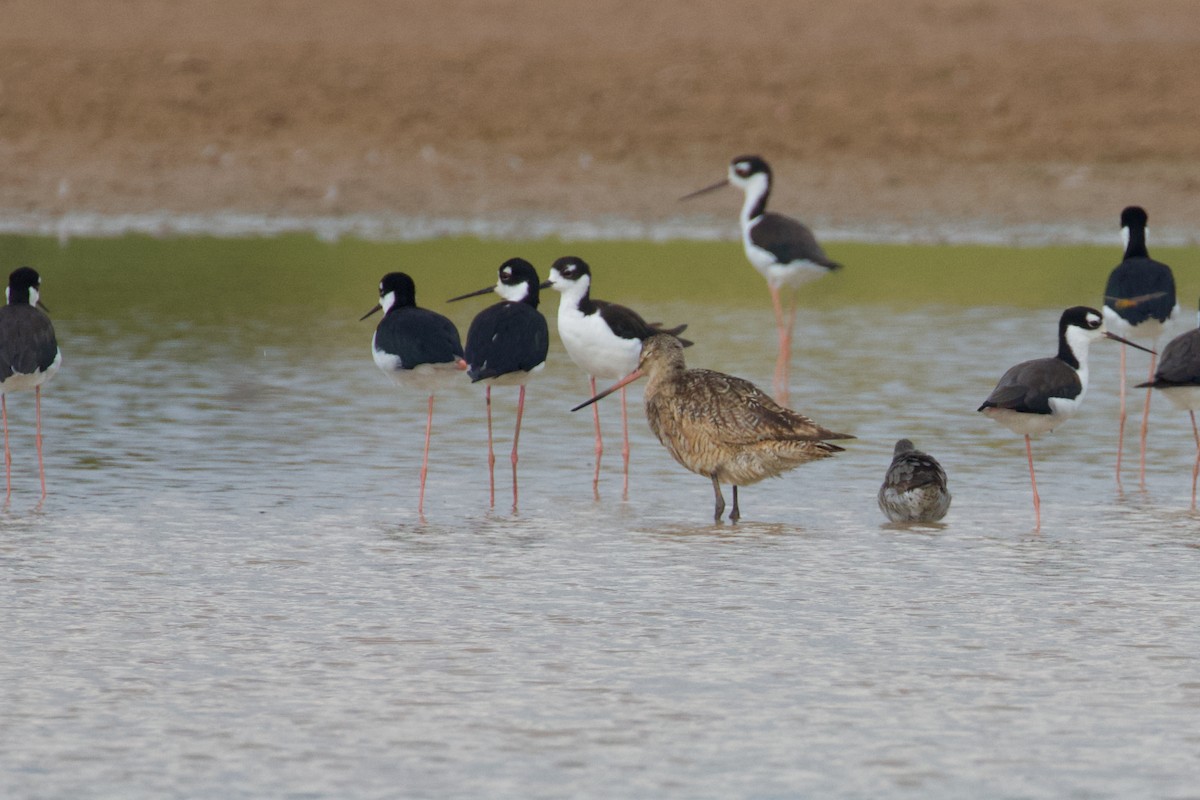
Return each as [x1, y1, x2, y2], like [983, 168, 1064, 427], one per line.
[1026, 434, 1041, 530]
[1138, 350, 1157, 490]
[620, 385, 630, 499]
[37, 386, 46, 501]
[590, 376, 602, 500]
[418, 393, 434, 516]
[769, 285, 790, 406]
[3, 394, 10, 502]
[1116, 343, 1127, 488]
[1190, 410, 1199, 511]
[511, 385, 526, 511]
[486, 385, 495, 508]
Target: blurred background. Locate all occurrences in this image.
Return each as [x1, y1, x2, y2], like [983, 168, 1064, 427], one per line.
[3, 0, 1199, 240]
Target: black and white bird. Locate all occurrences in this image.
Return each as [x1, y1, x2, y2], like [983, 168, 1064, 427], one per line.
[0, 267, 62, 501]
[877, 439, 951, 524]
[681, 155, 841, 406]
[1102, 205, 1178, 489]
[541, 255, 690, 499]
[1136, 301, 1200, 509]
[979, 306, 1153, 529]
[361, 272, 466, 515]
[448, 258, 549, 511]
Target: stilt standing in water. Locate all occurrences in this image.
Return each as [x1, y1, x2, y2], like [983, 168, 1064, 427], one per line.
[1136, 301, 1200, 509]
[979, 306, 1153, 529]
[449, 258, 549, 511]
[681, 155, 841, 405]
[362, 272, 466, 515]
[574, 333, 852, 522]
[541, 255, 691, 499]
[0, 267, 62, 502]
[1102, 206, 1177, 489]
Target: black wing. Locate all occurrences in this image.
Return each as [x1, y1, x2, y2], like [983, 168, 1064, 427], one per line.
[0, 306, 58, 381]
[374, 307, 463, 369]
[464, 302, 549, 382]
[1103, 257, 1176, 325]
[592, 299, 692, 346]
[754, 213, 841, 269]
[1141, 328, 1200, 387]
[978, 357, 1081, 415]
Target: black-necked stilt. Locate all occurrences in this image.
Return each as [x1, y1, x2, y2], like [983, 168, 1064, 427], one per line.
[573, 334, 852, 522]
[878, 439, 951, 524]
[1135, 301, 1200, 509]
[541, 255, 691, 499]
[0, 267, 61, 502]
[979, 306, 1153, 529]
[681, 155, 841, 406]
[448, 258, 549, 511]
[1102, 205, 1178, 489]
[361, 272, 466, 515]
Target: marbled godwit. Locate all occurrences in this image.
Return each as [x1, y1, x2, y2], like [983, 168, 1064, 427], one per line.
[541, 255, 691, 499]
[979, 306, 1153, 529]
[361, 272, 466, 515]
[877, 439, 951, 523]
[573, 333, 852, 522]
[1135, 301, 1200, 509]
[1102, 206, 1178, 489]
[448, 258, 549, 511]
[0, 267, 61, 502]
[681, 155, 841, 406]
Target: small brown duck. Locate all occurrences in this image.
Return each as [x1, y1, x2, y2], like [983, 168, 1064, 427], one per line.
[573, 333, 853, 521]
[878, 439, 951, 523]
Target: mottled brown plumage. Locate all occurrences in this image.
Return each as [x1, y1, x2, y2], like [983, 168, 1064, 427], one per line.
[574, 334, 853, 521]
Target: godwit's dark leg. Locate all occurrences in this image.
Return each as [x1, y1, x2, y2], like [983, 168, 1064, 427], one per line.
[1025, 434, 1041, 530]
[710, 474, 726, 521]
[1138, 349, 1157, 490]
[729, 486, 740, 522]
[418, 393, 434, 516]
[36, 386, 46, 501]
[1190, 410, 1199, 511]
[486, 385, 496, 508]
[1116, 343, 1127, 488]
[511, 385, 527, 511]
[590, 376, 602, 500]
[620, 385, 631, 500]
[2, 394, 10, 501]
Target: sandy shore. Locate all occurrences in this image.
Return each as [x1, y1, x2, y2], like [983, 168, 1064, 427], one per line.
[3, 0, 1199, 242]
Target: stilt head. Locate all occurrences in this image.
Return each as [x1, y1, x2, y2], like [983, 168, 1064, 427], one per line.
[361, 272, 417, 320]
[6, 267, 45, 309]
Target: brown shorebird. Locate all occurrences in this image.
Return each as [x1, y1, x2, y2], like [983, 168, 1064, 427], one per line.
[681, 155, 841, 407]
[1102, 206, 1178, 490]
[0, 267, 61, 502]
[878, 439, 952, 524]
[573, 333, 852, 522]
[979, 306, 1153, 529]
[1136, 302, 1200, 508]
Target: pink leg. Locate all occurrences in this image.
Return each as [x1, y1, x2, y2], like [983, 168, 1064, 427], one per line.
[485, 385, 496, 508]
[620, 385, 630, 499]
[590, 376, 602, 500]
[1026, 434, 1041, 530]
[511, 385, 526, 511]
[769, 285, 790, 405]
[1138, 350, 1157, 490]
[36, 387, 45, 501]
[418, 393, 434, 516]
[2, 394, 10, 502]
[1190, 410, 1199, 511]
[1116, 343, 1127, 488]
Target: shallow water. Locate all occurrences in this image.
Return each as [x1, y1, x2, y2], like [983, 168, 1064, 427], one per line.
[2, 235, 1200, 798]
